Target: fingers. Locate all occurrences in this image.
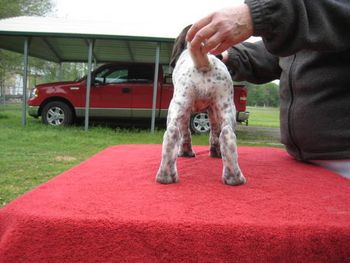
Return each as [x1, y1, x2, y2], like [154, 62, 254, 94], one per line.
[192, 29, 232, 55]
[201, 31, 223, 54]
[208, 40, 233, 56]
[186, 14, 215, 50]
[191, 26, 218, 51]
[186, 10, 234, 54]
[186, 14, 212, 41]
[186, 4, 254, 55]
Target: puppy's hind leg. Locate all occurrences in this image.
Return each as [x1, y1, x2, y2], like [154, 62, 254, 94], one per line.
[208, 108, 221, 158]
[220, 125, 246, 186]
[178, 112, 195, 158]
[156, 125, 180, 184]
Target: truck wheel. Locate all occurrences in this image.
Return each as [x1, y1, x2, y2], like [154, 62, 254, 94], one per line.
[190, 113, 210, 134]
[41, 101, 74, 126]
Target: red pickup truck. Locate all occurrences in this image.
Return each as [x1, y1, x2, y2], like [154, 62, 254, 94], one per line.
[28, 62, 249, 133]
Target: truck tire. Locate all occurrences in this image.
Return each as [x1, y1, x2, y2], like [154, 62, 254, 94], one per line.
[190, 112, 210, 134]
[41, 101, 74, 126]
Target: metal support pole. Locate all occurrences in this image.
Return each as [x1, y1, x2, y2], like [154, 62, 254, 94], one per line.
[22, 38, 29, 127]
[151, 43, 160, 133]
[84, 39, 93, 131]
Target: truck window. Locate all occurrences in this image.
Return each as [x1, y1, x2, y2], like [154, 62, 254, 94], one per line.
[94, 64, 155, 85]
[94, 67, 129, 84]
[128, 65, 154, 83]
[105, 69, 128, 84]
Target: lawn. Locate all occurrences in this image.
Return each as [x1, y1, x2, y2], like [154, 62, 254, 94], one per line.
[0, 104, 281, 207]
[247, 106, 280, 128]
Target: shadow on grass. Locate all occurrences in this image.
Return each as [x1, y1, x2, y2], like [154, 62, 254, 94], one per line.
[75, 118, 167, 131]
[0, 113, 9, 119]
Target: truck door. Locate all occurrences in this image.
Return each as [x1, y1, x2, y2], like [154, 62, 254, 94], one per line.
[127, 65, 160, 118]
[90, 65, 132, 118]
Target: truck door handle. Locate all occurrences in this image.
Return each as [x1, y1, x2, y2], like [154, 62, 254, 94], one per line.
[122, 87, 131, 94]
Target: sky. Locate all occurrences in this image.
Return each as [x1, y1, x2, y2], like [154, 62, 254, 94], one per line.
[52, 0, 246, 37]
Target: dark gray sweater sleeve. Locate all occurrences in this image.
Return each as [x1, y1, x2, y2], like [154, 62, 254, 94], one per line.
[226, 40, 281, 84]
[245, 0, 350, 56]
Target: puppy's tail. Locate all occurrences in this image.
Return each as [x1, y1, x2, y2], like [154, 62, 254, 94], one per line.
[187, 42, 211, 72]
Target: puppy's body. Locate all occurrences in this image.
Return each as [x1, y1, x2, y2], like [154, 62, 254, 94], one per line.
[173, 49, 231, 110]
[156, 28, 246, 185]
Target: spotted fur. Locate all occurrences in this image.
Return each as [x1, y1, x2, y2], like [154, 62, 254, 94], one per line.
[156, 27, 246, 186]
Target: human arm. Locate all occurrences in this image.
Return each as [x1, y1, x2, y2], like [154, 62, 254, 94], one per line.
[225, 40, 281, 84]
[246, 0, 350, 56]
[185, 4, 280, 83]
[187, 0, 350, 57]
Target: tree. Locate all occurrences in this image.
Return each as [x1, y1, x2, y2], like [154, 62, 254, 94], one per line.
[0, 0, 54, 19]
[236, 81, 280, 107]
[0, 0, 55, 98]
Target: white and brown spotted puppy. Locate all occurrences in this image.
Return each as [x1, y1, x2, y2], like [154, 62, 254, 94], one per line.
[156, 25, 246, 186]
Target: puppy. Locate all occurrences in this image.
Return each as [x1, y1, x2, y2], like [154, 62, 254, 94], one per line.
[156, 25, 246, 186]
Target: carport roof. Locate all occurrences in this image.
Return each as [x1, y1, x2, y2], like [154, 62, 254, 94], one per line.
[0, 16, 177, 64]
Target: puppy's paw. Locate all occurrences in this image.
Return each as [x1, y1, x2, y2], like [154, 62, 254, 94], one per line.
[222, 168, 246, 186]
[209, 146, 221, 158]
[178, 150, 196, 157]
[156, 170, 179, 184]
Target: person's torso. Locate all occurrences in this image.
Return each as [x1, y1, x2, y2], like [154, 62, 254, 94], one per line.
[278, 49, 350, 160]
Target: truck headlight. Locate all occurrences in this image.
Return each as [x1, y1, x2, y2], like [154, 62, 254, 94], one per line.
[30, 88, 38, 98]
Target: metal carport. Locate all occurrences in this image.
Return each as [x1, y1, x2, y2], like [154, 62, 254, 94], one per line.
[0, 16, 177, 131]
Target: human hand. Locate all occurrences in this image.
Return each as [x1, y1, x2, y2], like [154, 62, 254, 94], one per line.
[186, 4, 253, 55]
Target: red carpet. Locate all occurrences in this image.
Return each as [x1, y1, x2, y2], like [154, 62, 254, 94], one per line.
[0, 145, 350, 262]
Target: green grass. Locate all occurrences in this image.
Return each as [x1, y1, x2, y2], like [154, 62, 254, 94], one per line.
[0, 104, 280, 207]
[247, 106, 280, 128]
